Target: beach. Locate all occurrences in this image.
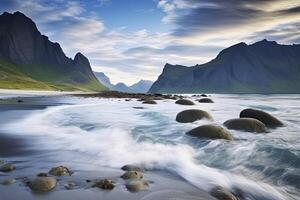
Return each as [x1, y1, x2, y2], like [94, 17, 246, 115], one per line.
[0, 91, 299, 200]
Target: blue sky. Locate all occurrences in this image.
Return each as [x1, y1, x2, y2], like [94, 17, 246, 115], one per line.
[1, 0, 300, 84]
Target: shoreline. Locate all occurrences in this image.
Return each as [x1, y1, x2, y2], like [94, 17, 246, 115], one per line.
[0, 97, 217, 200]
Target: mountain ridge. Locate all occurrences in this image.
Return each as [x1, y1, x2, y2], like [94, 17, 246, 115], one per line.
[0, 11, 106, 91]
[149, 39, 300, 94]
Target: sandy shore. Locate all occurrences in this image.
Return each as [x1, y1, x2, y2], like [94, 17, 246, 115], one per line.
[0, 96, 217, 200]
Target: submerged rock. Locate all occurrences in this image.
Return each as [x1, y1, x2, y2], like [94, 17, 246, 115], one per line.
[186, 125, 233, 140]
[142, 100, 157, 104]
[240, 108, 283, 128]
[210, 186, 239, 200]
[49, 166, 72, 176]
[37, 172, 48, 177]
[125, 180, 149, 192]
[28, 177, 57, 192]
[223, 118, 266, 133]
[198, 98, 214, 103]
[1, 178, 16, 185]
[121, 171, 143, 180]
[121, 165, 142, 172]
[176, 109, 212, 123]
[64, 182, 78, 190]
[92, 179, 115, 190]
[0, 164, 16, 172]
[175, 99, 195, 105]
[133, 107, 145, 109]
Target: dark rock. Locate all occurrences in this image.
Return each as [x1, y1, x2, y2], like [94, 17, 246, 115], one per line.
[210, 186, 239, 200]
[176, 109, 212, 123]
[223, 118, 266, 133]
[92, 179, 115, 190]
[28, 177, 57, 192]
[49, 166, 72, 176]
[37, 172, 48, 177]
[240, 108, 283, 128]
[200, 94, 208, 97]
[175, 99, 195, 105]
[133, 107, 145, 109]
[121, 165, 142, 172]
[142, 100, 157, 104]
[17, 99, 23, 103]
[0, 163, 16, 172]
[121, 171, 143, 180]
[186, 125, 233, 140]
[198, 98, 214, 103]
[125, 180, 149, 192]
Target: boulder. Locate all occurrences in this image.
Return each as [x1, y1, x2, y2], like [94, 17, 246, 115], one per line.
[121, 171, 143, 180]
[125, 180, 149, 192]
[223, 118, 266, 133]
[92, 179, 115, 190]
[198, 98, 214, 103]
[210, 186, 239, 200]
[175, 99, 195, 105]
[200, 94, 208, 97]
[49, 166, 72, 176]
[142, 100, 157, 104]
[121, 165, 142, 172]
[176, 109, 212, 123]
[28, 177, 57, 192]
[240, 108, 283, 128]
[186, 125, 233, 140]
[0, 164, 16, 172]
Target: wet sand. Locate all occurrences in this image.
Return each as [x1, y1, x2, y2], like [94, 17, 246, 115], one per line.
[0, 96, 217, 200]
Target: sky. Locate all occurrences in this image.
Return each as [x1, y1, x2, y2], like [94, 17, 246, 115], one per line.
[1, 0, 300, 85]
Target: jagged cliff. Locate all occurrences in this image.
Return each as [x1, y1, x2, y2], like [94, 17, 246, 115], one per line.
[0, 11, 106, 91]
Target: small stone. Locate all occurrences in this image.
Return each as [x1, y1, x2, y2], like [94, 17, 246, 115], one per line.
[142, 100, 157, 104]
[1, 178, 16, 185]
[121, 171, 143, 180]
[64, 182, 78, 190]
[0, 164, 16, 172]
[92, 179, 115, 190]
[121, 165, 142, 172]
[49, 166, 72, 176]
[37, 172, 48, 177]
[125, 180, 149, 192]
[29, 177, 57, 192]
[210, 186, 239, 200]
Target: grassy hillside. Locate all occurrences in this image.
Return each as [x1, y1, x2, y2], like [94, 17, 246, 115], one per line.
[0, 60, 106, 92]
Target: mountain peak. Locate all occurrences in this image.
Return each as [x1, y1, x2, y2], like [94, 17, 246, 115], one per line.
[252, 39, 278, 46]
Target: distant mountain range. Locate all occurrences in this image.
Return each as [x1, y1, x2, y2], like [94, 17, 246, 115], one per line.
[94, 71, 153, 93]
[149, 39, 300, 94]
[0, 11, 106, 91]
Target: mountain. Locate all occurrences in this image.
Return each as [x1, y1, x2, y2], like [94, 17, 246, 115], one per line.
[149, 39, 300, 94]
[94, 71, 114, 89]
[130, 80, 153, 93]
[0, 11, 106, 91]
[94, 71, 153, 93]
[112, 82, 135, 93]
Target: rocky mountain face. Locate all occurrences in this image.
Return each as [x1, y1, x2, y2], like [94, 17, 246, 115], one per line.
[94, 71, 153, 93]
[149, 39, 300, 94]
[0, 11, 105, 91]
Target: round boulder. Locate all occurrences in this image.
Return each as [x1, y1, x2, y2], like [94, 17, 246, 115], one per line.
[186, 125, 233, 141]
[142, 100, 157, 104]
[210, 186, 239, 200]
[125, 180, 149, 192]
[223, 118, 266, 133]
[28, 177, 57, 192]
[0, 164, 16, 172]
[49, 166, 72, 176]
[198, 98, 214, 103]
[240, 108, 283, 128]
[175, 99, 195, 105]
[121, 171, 143, 180]
[176, 109, 212, 123]
[121, 165, 142, 172]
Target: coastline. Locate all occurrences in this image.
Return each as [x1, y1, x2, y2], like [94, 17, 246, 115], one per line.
[0, 93, 217, 200]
